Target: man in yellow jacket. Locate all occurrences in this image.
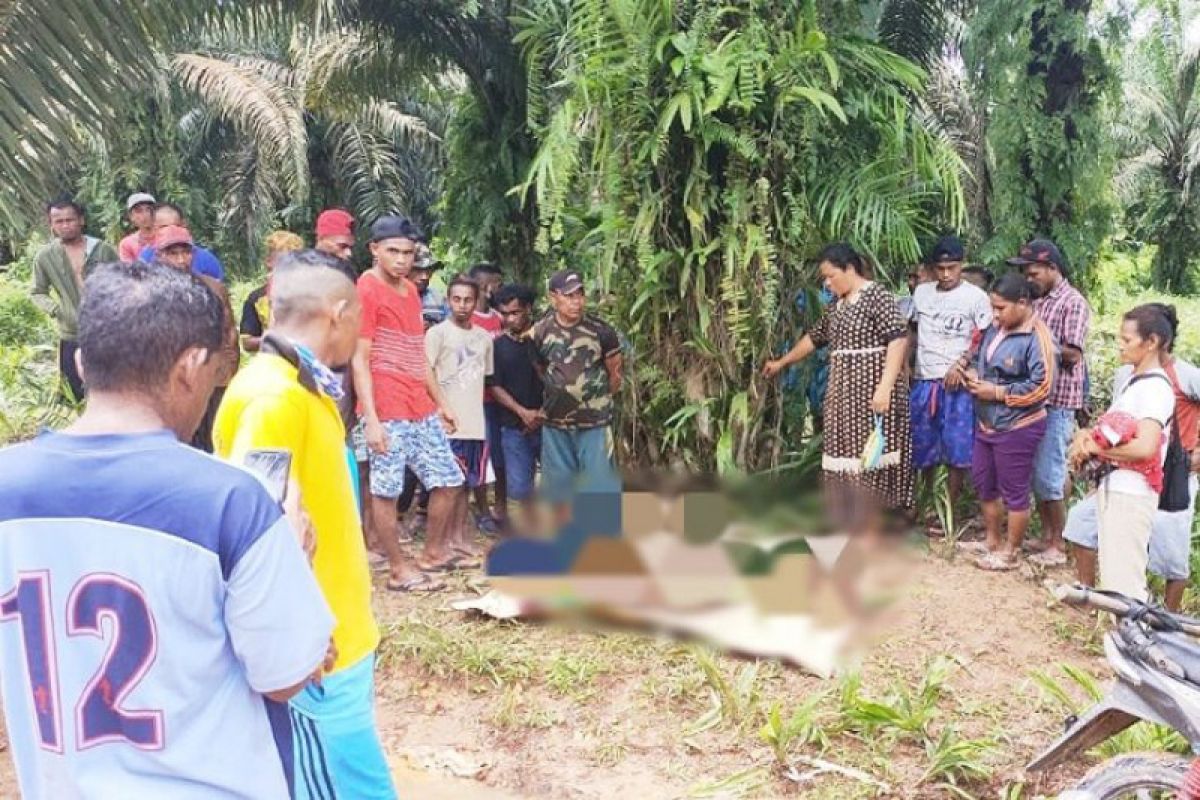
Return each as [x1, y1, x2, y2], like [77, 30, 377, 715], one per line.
[214, 250, 396, 800]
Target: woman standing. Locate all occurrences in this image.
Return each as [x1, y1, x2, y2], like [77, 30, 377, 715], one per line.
[950, 273, 1055, 570]
[1068, 304, 1177, 602]
[764, 243, 913, 530]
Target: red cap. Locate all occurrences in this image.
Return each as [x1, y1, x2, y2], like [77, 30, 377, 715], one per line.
[155, 225, 194, 251]
[315, 209, 355, 238]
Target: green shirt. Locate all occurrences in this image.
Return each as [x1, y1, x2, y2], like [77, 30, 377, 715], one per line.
[31, 237, 119, 340]
[532, 312, 621, 429]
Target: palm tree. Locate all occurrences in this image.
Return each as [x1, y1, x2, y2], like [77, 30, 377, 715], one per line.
[1117, 0, 1200, 292]
[0, 1, 205, 231]
[170, 7, 444, 262]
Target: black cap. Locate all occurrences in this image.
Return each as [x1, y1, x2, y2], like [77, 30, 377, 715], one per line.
[925, 235, 965, 265]
[1006, 238, 1065, 270]
[369, 215, 422, 243]
[413, 244, 442, 272]
[548, 269, 585, 294]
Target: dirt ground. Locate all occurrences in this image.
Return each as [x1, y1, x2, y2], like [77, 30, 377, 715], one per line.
[0, 540, 1128, 798]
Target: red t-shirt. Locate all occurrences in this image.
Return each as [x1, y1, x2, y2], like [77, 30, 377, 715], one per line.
[357, 272, 437, 422]
[1167, 361, 1200, 452]
[473, 309, 503, 404]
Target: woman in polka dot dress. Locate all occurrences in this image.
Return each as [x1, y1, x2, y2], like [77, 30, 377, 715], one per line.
[763, 243, 914, 529]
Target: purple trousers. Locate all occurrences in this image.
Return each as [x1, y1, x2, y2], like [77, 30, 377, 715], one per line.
[971, 416, 1048, 512]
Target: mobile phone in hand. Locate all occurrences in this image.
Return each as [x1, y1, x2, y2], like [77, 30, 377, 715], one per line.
[242, 449, 292, 504]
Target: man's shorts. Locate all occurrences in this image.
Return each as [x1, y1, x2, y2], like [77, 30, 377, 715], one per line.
[1064, 475, 1198, 580]
[366, 414, 464, 499]
[910, 380, 975, 469]
[450, 439, 489, 489]
[501, 426, 542, 501]
[290, 653, 397, 800]
[1032, 406, 1076, 501]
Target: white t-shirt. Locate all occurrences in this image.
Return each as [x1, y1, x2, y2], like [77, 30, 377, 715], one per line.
[912, 281, 993, 380]
[1104, 368, 1175, 497]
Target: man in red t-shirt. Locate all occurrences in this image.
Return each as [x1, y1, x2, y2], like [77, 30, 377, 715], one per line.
[118, 192, 156, 262]
[468, 261, 506, 533]
[351, 216, 470, 591]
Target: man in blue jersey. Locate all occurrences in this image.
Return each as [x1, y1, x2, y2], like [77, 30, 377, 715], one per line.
[0, 261, 334, 799]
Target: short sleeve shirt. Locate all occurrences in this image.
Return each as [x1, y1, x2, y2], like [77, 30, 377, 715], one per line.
[357, 272, 437, 422]
[532, 313, 621, 429]
[1106, 369, 1175, 497]
[1033, 280, 1090, 409]
[239, 285, 269, 339]
[493, 334, 545, 429]
[911, 281, 993, 380]
[425, 321, 494, 440]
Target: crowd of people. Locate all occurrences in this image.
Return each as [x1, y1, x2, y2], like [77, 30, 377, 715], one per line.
[765, 235, 1200, 612]
[4, 194, 625, 798]
[5, 189, 1200, 798]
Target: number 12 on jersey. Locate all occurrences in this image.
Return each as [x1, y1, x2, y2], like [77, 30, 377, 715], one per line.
[0, 570, 163, 752]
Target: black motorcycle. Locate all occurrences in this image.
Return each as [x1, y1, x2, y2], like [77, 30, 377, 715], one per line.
[1027, 584, 1200, 798]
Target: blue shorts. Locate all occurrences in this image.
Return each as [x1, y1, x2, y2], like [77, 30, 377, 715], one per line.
[290, 653, 396, 800]
[1033, 406, 1075, 501]
[910, 381, 975, 469]
[542, 425, 618, 502]
[1063, 475, 1198, 580]
[366, 414, 464, 499]
[450, 439, 488, 488]
[501, 426, 541, 501]
[485, 402, 505, 476]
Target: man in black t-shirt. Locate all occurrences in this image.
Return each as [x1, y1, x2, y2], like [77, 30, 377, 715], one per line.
[487, 284, 545, 535]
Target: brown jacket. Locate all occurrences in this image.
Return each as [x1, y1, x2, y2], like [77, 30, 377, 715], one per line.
[199, 275, 240, 386]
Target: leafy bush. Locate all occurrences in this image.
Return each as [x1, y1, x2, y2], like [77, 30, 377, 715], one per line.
[0, 276, 52, 348]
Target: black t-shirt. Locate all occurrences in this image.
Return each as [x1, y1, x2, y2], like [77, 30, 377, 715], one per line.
[240, 285, 268, 338]
[492, 333, 544, 428]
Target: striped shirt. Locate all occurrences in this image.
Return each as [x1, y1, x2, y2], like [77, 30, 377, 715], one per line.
[357, 271, 437, 421]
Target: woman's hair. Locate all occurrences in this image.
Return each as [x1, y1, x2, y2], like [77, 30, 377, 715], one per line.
[988, 271, 1036, 303]
[816, 242, 866, 276]
[1124, 303, 1177, 352]
[265, 230, 304, 256]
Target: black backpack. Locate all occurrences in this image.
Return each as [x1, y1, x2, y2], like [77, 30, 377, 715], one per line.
[1128, 372, 1190, 512]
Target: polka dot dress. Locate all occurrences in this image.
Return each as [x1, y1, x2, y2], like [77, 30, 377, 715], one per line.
[807, 282, 914, 514]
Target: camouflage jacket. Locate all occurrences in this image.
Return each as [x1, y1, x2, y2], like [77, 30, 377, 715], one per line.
[531, 312, 621, 429]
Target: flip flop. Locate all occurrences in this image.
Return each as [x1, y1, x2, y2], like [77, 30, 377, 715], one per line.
[956, 540, 989, 556]
[367, 552, 389, 572]
[386, 573, 446, 593]
[975, 552, 1018, 572]
[1028, 548, 1068, 567]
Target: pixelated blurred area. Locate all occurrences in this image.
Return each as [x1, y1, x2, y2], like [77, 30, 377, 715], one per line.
[457, 471, 918, 677]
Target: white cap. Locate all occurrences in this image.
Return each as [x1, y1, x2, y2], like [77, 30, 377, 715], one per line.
[125, 192, 156, 211]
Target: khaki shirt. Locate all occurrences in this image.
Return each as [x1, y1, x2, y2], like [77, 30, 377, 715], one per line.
[31, 237, 119, 340]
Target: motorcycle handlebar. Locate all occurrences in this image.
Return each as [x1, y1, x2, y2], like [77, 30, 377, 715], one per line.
[1054, 584, 1200, 637]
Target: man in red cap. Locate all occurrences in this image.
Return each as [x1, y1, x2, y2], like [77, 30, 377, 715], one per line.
[154, 225, 240, 452]
[315, 209, 356, 261]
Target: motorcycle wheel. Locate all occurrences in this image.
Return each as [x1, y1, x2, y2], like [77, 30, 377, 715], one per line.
[1064, 752, 1192, 799]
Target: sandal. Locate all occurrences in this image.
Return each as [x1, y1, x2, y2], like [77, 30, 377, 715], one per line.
[367, 551, 389, 572]
[956, 540, 990, 556]
[1028, 548, 1068, 567]
[386, 573, 446, 593]
[975, 552, 1019, 572]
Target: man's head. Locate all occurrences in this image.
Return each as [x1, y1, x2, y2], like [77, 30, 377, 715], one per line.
[155, 226, 195, 273]
[264, 230, 305, 271]
[468, 262, 503, 310]
[47, 197, 85, 244]
[905, 263, 933, 294]
[368, 216, 422, 282]
[1007, 238, 1067, 298]
[446, 276, 480, 325]
[126, 192, 156, 232]
[925, 235, 965, 291]
[152, 202, 187, 234]
[548, 269, 586, 324]
[495, 284, 536, 335]
[78, 261, 225, 439]
[270, 249, 362, 368]
[411, 243, 442, 293]
[962, 265, 994, 291]
[315, 209, 356, 261]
